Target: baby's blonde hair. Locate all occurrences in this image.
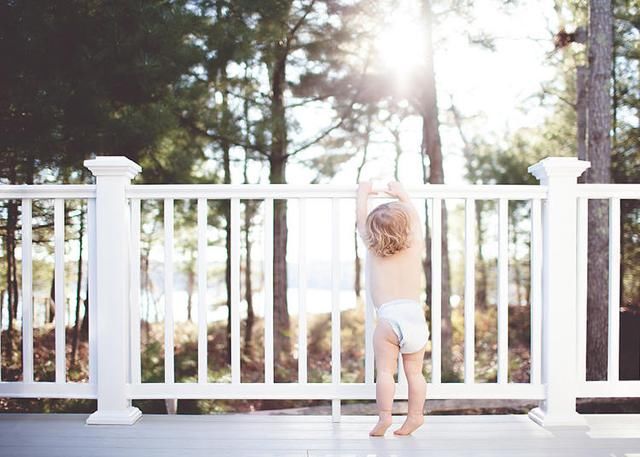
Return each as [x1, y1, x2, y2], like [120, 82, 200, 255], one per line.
[364, 202, 411, 257]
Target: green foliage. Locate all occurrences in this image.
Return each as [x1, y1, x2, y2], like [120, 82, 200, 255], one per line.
[0, 0, 208, 183]
[465, 103, 576, 186]
[612, 0, 640, 309]
[467, 0, 640, 313]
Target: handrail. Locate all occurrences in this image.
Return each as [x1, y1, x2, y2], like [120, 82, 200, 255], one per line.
[576, 184, 640, 198]
[126, 184, 548, 199]
[0, 183, 547, 199]
[0, 184, 96, 199]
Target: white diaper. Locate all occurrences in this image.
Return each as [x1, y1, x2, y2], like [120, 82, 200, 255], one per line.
[376, 299, 430, 354]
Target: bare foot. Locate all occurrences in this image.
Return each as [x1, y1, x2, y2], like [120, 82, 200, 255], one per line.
[369, 415, 393, 436]
[393, 414, 424, 436]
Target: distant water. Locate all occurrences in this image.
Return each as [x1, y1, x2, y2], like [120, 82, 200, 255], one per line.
[145, 287, 360, 323]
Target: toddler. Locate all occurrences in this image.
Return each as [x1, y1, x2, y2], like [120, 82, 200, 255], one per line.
[356, 180, 429, 436]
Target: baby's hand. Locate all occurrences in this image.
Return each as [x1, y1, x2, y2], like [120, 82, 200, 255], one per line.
[386, 181, 407, 199]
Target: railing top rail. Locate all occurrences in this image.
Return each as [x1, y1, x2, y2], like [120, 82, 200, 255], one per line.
[0, 183, 550, 200]
[126, 184, 548, 200]
[6, 183, 639, 200]
[0, 184, 96, 199]
[577, 184, 640, 199]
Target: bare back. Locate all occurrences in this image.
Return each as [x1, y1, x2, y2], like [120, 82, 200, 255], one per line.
[366, 240, 422, 308]
[364, 202, 424, 308]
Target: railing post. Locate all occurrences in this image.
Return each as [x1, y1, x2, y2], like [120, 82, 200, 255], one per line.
[85, 156, 142, 425]
[527, 157, 589, 428]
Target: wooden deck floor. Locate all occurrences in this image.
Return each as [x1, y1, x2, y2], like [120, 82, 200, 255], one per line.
[1, 413, 639, 457]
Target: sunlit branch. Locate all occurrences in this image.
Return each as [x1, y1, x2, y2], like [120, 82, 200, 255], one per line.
[225, 88, 271, 107]
[288, 0, 318, 43]
[285, 94, 333, 109]
[178, 114, 270, 159]
[285, 39, 375, 158]
[537, 83, 576, 109]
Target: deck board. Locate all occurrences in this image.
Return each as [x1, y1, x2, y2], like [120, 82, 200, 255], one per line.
[1, 414, 639, 457]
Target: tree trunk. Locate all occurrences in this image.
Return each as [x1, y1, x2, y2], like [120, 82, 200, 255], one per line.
[81, 278, 89, 339]
[5, 202, 16, 333]
[243, 201, 255, 357]
[270, 40, 291, 369]
[72, 202, 85, 365]
[354, 112, 373, 300]
[420, 139, 432, 319]
[354, 231, 361, 298]
[586, 0, 613, 381]
[48, 274, 56, 323]
[242, 69, 256, 358]
[0, 289, 4, 341]
[140, 228, 155, 341]
[10, 211, 18, 325]
[576, 65, 588, 177]
[511, 213, 523, 306]
[186, 260, 194, 322]
[421, 0, 454, 380]
[391, 126, 402, 181]
[81, 191, 94, 340]
[4, 200, 18, 354]
[449, 101, 488, 311]
[475, 201, 488, 310]
[222, 102, 232, 361]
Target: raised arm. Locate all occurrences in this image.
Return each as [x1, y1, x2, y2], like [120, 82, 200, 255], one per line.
[356, 181, 373, 240]
[386, 181, 424, 246]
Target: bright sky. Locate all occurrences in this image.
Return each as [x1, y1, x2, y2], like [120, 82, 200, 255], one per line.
[230, 0, 559, 263]
[157, 0, 563, 321]
[280, 0, 559, 187]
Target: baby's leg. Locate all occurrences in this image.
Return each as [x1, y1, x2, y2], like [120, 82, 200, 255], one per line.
[369, 320, 399, 437]
[394, 346, 426, 436]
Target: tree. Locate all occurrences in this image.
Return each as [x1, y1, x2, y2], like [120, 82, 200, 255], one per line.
[225, 0, 374, 368]
[0, 0, 216, 370]
[353, 110, 375, 300]
[585, 0, 613, 381]
[419, 0, 454, 379]
[612, 0, 640, 317]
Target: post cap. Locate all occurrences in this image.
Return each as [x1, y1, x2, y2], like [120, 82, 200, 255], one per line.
[528, 157, 590, 182]
[84, 156, 142, 178]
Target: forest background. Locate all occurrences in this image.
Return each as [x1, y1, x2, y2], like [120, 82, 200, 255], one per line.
[1, 0, 639, 414]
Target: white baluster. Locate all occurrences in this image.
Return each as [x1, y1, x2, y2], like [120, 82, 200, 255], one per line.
[464, 198, 475, 384]
[230, 198, 241, 384]
[331, 198, 341, 422]
[164, 198, 175, 385]
[130, 199, 141, 385]
[431, 198, 442, 384]
[263, 198, 274, 384]
[297, 198, 307, 384]
[608, 197, 621, 382]
[497, 198, 509, 384]
[197, 198, 208, 384]
[530, 198, 543, 385]
[54, 198, 65, 383]
[22, 199, 33, 383]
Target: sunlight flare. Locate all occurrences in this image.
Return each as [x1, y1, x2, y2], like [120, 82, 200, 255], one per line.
[375, 4, 427, 80]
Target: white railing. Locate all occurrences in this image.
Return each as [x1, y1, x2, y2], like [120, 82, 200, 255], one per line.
[575, 185, 640, 399]
[0, 185, 97, 399]
[126, 186, 544, 403]
[0, 156, 638, 427]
